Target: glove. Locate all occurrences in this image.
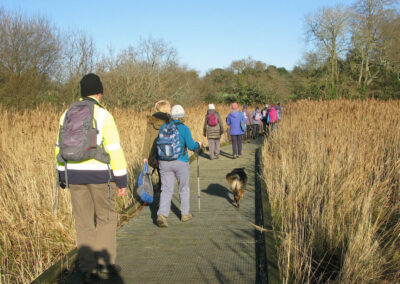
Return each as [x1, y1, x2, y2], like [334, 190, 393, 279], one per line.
[59, 181, 66, 189]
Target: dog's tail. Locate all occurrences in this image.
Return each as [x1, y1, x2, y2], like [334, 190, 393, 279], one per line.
[231, 174, 241, 193]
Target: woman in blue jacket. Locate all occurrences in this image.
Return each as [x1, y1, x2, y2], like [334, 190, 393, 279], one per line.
[156, 105, 202, 227]
[226, 102, 246, 158]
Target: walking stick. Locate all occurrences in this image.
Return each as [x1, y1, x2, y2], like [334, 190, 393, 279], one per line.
[197, 149, 201, 212]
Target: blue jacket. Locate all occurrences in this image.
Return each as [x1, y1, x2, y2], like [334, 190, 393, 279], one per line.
[226, 110, 247, 135]
[173, 120, 200, 163]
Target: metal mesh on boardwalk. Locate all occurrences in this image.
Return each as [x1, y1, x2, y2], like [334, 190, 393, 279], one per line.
[116, 142, 261, 283]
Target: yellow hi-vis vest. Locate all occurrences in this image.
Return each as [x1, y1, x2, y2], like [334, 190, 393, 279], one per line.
[55, 98, 127, 188]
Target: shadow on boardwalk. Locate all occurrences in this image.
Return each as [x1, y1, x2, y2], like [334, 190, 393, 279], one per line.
[52, 135, 281, 284]
[115, 137, 267, 283]
[202, 183, 234, 205]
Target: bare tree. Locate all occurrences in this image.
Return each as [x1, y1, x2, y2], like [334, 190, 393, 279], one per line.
[351, 0, 397, 88]
[58, 30, 96, 102]
[380, 14, 400, 80]
[300, 51, 325, 71]
[62, 30, 95, 80]
[95, 36, 198, 109]
[230, 57, 266, 74]
[135, 36, 178, 71]
[98, 36, 197, 109]
[0, 9, 61, 107]
[305, 5, 350, 90]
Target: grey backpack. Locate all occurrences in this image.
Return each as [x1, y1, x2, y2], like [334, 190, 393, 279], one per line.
[57, 98, 110, 164]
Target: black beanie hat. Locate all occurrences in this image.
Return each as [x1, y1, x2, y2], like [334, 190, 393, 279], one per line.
[80, 73, 103, 97]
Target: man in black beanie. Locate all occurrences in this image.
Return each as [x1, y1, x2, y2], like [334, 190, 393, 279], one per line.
[55, 73, 127, 282]
[80, 73, 103, 97]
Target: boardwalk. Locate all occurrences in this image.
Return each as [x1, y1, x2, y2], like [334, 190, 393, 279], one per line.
[116, 139, 265, 283]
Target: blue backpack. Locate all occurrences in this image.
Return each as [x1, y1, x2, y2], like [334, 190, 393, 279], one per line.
[156, 121, 183, 161]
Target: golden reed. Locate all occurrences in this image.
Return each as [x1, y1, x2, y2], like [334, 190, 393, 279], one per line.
[0, 103, 231, 283]
[263, 99, 400, 283]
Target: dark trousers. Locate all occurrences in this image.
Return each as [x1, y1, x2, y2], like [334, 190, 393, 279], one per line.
[262, 120, 268, 134]
[154, 166, 161, 193]
[252, 124, 260, 138]
[231, 135, 242, 156]
[243, 127, 252, 141]
[267, 122, 277, 136]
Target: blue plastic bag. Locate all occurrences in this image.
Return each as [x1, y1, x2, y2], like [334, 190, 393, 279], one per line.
[137, 161, 154, 204]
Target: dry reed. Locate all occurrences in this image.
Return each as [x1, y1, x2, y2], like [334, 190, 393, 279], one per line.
[0, 103, 231, 283]
[262, 99, 400, 283]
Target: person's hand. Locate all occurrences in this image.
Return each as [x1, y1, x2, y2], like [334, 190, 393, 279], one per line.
[198, 141, 203, 149]
[59, 181, 66, 189]
[143, 158, 148, 163]
[118, 187, 126, 197]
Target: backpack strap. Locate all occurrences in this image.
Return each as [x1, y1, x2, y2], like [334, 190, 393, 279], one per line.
[240, 111, 245, 121]
[84, 99, 111, 164]
[83, 96, 104, 108]
[173, 121, 187, 158]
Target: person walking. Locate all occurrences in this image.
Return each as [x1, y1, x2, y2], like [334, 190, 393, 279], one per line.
[156, 105, 202, 227]
[242, 105, 252, 143]
[55, 73, 127, 282]
[261, 104, 269, 136]
[267, 105, 280, 134]
[203, 104, 224, 159]
[251, 106, 262, 139]
[142, 100, 171, 191]
[275, 102, 282, 115]
[226, 102, 246, 159]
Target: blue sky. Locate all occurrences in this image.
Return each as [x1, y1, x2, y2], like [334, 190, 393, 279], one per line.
[1, 0, 350, 75]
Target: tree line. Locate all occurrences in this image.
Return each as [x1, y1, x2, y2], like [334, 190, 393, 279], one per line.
[0, 0, 398, 110]
[299, 0, 400, 100]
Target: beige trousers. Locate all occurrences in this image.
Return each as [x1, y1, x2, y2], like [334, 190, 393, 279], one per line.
[70, 183, 117, 273]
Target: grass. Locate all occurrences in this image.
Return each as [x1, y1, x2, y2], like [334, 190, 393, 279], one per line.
[0, 103, 231, 283]
[6, 99, 398, 283]
[262, 99, 400, 283]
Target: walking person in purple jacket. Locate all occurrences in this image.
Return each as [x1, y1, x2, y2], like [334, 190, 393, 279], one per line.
[226, 102, 247, 159]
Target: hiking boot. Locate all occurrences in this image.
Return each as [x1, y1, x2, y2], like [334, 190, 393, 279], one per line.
[157, 214, 168, 227]
[181, 213, 193, 222]
[238, 154, 242, 158]
[233, 155, 237, 159]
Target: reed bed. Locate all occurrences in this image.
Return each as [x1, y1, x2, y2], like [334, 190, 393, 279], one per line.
[0, 103, 231, 283]
[262, 99, 400, 283]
